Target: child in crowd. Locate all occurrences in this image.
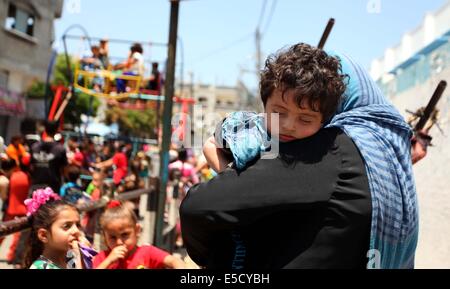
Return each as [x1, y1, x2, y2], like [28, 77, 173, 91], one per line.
[24, 188, 97, 269]
[60, 165, 86, 204]
[93, 200, 186, 269]
[86, 171, 105, 201]
[5, 135, 29, 167]
[82, 171, 105, 241]
[0, 157, 30, 266]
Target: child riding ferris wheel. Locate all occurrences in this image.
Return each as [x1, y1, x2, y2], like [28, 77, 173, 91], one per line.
[44, 24, 169, 130]
[68, 32, 166, 101]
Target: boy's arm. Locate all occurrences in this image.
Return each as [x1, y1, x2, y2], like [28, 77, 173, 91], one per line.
[202, 136, 232, 173]
[162, 255, 186, 269]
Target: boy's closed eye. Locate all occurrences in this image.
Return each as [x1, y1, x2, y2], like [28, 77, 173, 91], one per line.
[299, 117, 312, 124]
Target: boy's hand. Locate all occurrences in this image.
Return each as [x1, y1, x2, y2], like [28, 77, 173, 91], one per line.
[203, 136, 233, 173]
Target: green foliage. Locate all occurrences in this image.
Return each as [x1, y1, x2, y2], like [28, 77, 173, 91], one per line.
[105, 106, 156, 138]
[64, 92, 101, 126]
[25, 54, 101, 126]
[53, 54, 76, 87]
[26, 80, 47, 99]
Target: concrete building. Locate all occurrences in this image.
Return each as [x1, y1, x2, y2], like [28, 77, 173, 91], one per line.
[370, 0, 450, 268]
[0, 0, 63, 140]
[174, 81, 254, 151]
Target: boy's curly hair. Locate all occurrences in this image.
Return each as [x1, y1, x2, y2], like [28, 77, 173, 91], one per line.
[260, 43, 347, 121]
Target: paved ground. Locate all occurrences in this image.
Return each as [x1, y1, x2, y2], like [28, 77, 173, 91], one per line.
[412, 138, 450, 269]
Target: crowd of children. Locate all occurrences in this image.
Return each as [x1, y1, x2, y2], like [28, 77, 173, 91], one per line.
[23, 188, 187, 269]
[0, 122, 213, 269]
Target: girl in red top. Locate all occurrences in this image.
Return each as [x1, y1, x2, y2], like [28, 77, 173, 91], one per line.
[93, 201, 186, 269]
[0, 158, 30, 265]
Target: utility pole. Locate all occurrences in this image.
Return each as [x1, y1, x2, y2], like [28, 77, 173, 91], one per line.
[189, 71, 194, 131]
[255, 28, 263, 111]
[155, 0, 180, 248]
[189, 71, 194, 100]
[255, 28, 262, 88]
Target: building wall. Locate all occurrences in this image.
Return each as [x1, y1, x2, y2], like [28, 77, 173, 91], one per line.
[0, 0, 61, 81]
[378, 41, 450, 98]
[370, 0, 450, 80]
[174, 82, 253, 151]
[0, 0, 62, 141]
[369, 0, 450, 268]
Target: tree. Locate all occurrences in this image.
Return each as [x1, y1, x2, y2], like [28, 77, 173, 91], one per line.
[105, 106, 157, 138]
[53, 53, 75, 87]
[25, 54, 100, 126]
[26, 80, 46, 99]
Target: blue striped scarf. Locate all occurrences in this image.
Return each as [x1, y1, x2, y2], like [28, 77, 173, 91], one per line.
[326, 52, 418, 269]
[220, 52, 419, 269]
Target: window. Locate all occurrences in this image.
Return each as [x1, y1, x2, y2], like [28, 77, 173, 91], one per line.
[430, 51, 447, 75]
[0, 71, 8, 89]
[5, 3, 35, 37]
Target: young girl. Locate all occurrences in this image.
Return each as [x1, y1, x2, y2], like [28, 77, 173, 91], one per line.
[24, 187, 96, 269]
[93, 200, 186, 269]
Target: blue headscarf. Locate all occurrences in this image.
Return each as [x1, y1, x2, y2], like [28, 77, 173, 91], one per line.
[219, 51, 419, 269]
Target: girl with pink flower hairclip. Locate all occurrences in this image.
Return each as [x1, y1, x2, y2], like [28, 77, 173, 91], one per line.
[23, 187, 97, 269]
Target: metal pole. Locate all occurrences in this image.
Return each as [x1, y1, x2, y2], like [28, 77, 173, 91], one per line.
[63, 34, 167, 47]
[60, 24, 92, 119]
[44, 49, 58, 118]
[155, 0, 180, 247]
[178, 36, 184, 95]
[255, 28, 263, 111]
[62, 35, 73, 92]
[255, 28, 262, 85]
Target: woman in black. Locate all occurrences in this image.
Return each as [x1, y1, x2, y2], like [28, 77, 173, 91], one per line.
[180, 127, 371, 269]
[181, 44, 418, 269]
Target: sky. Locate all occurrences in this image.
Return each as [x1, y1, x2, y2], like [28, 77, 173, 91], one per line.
[55, 0, 448, 92]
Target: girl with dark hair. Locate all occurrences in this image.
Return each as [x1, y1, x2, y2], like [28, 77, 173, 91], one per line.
[23, 188, 95, 269]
